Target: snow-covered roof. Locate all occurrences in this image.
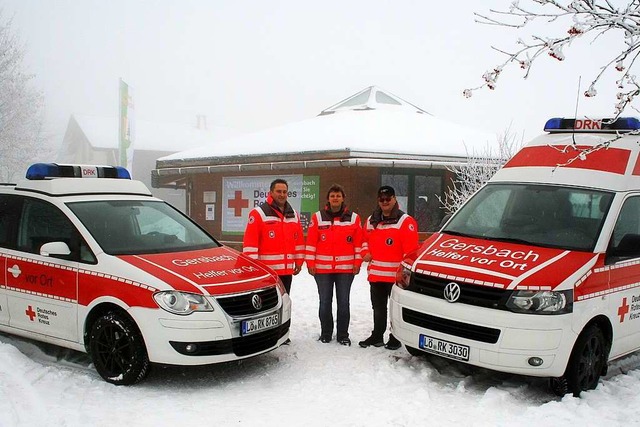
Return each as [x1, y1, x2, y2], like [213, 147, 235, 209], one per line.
[319, 85, 430, 115]
[73, 115, 241, 153]
[160, 86, 494, 163]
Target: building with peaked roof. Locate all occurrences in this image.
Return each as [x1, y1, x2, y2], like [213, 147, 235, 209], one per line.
[58, 115, 240, 210]
[153, 86, 495, 246]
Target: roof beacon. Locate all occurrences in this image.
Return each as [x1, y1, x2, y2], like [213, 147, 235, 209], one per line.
[544, 117, 640, 133]
[26, 163, 131, 180]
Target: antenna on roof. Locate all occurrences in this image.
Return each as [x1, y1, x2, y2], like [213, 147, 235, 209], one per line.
[572, 76, 582, 146]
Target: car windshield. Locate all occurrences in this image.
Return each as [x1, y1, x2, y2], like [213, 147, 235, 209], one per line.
[67, 200, 220, 255]
[442, 183, 614, 252]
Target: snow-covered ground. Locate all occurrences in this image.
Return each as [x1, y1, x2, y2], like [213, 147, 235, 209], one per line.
[2, 271, 640, 427]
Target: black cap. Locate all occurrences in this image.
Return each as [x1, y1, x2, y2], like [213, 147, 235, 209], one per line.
[377, 185, 395, 197]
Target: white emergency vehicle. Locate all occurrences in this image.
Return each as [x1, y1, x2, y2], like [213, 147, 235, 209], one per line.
[390, 117, 640, 396]
[0, 164, 291, 384]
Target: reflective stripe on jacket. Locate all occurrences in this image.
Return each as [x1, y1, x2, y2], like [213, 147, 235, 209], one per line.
[362, 212, 419, 283]
[305, 208, 363, 274]
[242, 198, 304, 275]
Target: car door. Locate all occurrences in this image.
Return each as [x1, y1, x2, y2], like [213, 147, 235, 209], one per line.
[0, 194, 22, 326]
[5, 197, 79, 342]
[606, 194, 640, 356]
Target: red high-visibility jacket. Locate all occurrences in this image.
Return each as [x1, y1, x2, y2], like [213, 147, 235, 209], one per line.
[242, 196, 305, 275]
[362, 206, 419, 283]
[305, 205, 363, 274]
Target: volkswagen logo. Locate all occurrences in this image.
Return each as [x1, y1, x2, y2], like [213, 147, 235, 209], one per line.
[443, 282, 461, 303]
[251, 294, 263, 310]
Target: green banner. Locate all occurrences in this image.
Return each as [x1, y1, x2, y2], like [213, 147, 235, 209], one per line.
[118, 78, 135, 173]
[300, 175, 320, 232]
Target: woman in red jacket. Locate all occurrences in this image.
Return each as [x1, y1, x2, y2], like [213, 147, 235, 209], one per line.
[359, 185, 419, 350]
[305, 184, 363, 346]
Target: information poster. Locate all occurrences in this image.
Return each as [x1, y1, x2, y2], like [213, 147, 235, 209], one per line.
[222, 175, 319, 235]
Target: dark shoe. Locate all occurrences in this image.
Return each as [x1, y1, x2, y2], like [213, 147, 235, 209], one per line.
[358, 334, 384, 348]
[319, 335, 331, 343]
[338, 337, 351, 346]
[385, 334, 401, 350]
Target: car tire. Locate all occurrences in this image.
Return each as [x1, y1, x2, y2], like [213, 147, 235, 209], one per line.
[551, 324, 608, 397]
[89, 311, 150, 385]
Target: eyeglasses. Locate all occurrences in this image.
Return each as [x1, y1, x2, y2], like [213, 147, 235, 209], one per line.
[378, 196, 393, 203]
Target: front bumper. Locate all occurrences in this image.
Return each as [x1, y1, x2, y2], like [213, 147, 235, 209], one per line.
[130, 291, 292, 366]
[390, 286, 576, 377]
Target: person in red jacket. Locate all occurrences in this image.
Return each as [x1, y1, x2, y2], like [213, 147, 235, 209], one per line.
[305, 184, 363, 346]
[359, 185, 419, 350]
[243, 178, 305, 295]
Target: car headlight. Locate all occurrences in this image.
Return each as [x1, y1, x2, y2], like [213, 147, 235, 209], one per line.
[153, 291, 214, 315]
[395, 262, 413, 289]
[275, 276, 287, 295]
[506, 289, 573, 314]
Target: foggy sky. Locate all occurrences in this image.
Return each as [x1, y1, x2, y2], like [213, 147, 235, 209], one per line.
[4, 0, 625, 148]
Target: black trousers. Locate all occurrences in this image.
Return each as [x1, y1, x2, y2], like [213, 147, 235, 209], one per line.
[280, 275, 293, 294]
[369, 282, 394, 339]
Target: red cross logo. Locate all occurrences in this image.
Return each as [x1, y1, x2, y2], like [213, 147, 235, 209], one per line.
[228, 191, 249, 217]
[618, 297, 630, 323]
[25, 305, 36, 321]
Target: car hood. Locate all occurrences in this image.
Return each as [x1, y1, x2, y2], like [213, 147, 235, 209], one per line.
[118, 246, 278, 296]
[411, 233, 598, 290]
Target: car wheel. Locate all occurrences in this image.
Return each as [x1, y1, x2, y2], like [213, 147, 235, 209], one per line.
[89, 311, 150, 385]
[406, 345, 425, 357]
[552, 324, 608, 397]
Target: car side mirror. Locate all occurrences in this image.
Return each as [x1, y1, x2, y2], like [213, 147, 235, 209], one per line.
[609, 233, 640, 261]
[40, 241, 71, 258]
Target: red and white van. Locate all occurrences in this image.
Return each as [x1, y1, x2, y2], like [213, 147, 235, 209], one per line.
[390, 117, 640, 396]
[0, 164, 291, 384]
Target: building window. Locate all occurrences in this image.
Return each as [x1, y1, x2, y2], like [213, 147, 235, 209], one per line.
[382, 172, 444, 232]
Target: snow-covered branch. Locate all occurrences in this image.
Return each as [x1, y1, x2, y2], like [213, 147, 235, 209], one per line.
[0, 10, 45, 182]
[465, 0, 640, 118]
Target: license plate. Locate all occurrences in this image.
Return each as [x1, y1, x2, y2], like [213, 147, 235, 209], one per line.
[241, 313, 279, 336]
[419, 334, 470, 361]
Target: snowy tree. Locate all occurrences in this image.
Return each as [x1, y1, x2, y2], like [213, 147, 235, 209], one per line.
[0, 12, 45, 182]
[438, 127, 522, 214]
[465, 1, 640, 118]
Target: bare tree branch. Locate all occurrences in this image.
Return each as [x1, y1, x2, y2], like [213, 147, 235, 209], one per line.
[438, 127, 524, 214]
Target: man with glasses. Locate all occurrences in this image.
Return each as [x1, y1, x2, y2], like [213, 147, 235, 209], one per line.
[359, 185, 419, 349]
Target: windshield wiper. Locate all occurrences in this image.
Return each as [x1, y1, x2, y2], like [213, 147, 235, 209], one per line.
[482, 236, 535, 246]
[441, 230, 476, 239]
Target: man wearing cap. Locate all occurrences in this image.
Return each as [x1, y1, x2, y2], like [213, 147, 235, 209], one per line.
[359, 185, 419, 349]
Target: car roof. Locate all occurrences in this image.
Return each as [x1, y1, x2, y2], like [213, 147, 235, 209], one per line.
[11, 177, 153, 197]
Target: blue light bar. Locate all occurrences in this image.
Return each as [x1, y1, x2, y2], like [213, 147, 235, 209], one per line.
[26, 163, 131, 180]
[544, 117, 640, 133]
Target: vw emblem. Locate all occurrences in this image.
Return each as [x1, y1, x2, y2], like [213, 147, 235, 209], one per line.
[251, 294, 263, 310]
[443, 282, 461, 303]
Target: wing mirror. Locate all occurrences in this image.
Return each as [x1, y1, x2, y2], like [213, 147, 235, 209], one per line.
[40, 241, 71, 258]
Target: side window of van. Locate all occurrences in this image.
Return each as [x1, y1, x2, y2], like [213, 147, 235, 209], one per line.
[608, 196, 640, 262]
[16, 198, 95, 263]
[0, 195, 23, 249]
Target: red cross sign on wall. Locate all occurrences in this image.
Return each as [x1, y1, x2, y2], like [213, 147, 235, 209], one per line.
[228, 190, 249, 217]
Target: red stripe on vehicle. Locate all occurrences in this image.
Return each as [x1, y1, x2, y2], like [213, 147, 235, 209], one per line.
[632, 153, 640, 175]
[504, 145, 630, 175]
